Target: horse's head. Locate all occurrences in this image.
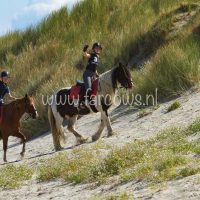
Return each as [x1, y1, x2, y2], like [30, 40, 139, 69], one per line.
[113, 63, 133, 89]
[24, 94, 38, 119]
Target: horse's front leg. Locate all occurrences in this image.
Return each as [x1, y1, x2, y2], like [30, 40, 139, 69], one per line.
[92, 113, 105, 141]
[67, 116, 88, 145]
[13, 131, 26, 158]
[101, 110, 113, 137]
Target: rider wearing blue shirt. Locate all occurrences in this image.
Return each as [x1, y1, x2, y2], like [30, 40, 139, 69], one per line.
[0, 71, 16, 106]
[82, 42, 102, 95]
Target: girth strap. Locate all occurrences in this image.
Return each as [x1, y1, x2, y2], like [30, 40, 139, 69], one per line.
[89, 104, 98, 113]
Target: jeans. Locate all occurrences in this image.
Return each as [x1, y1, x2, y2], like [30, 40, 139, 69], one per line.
[83, 69, 95, 92]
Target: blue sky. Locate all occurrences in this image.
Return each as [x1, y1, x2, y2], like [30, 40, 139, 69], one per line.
[0, 0, 80, 36]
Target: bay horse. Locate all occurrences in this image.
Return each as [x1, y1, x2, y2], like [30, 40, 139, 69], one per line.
[48, 63, 133, 151]
[0, 94, 38, 162]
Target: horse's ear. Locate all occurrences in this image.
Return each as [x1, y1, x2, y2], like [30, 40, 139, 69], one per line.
[119, 62, 123, 68]
[25, 94, 28, 98]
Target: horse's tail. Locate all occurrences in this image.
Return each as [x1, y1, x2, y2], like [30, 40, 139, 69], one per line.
[48, 106, 66, 151]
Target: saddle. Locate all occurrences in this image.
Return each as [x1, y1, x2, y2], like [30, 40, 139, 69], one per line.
[69, 79, 99, 100]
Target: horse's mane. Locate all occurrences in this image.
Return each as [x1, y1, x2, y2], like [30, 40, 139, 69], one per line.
[4, 98, 24, 109]
[98, 67, 117, 97]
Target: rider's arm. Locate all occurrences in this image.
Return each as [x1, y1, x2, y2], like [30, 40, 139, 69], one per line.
[83, 52, 91, 59]
[8, 93, 16, 100]
[82, 44, 91, 59]
[4, 93, 16, 102]
[95, 70, 99, 77]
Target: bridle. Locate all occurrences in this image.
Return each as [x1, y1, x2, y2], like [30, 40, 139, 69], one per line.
[24, 99, 37, 121]
[119, 67, 133, 89]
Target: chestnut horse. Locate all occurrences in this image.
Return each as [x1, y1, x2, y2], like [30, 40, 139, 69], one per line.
[0, 94, 38, 162]
[48, 63, 133, 150]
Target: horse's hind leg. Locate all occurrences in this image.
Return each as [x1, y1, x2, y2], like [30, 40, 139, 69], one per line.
[13, 131, 26, 158]
[67, 116, 87, 145]
[2, 135, 8, 162]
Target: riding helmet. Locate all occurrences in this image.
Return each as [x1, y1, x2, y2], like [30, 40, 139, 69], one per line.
[1, 71, 10, 78]
[92, 42, 102, 50]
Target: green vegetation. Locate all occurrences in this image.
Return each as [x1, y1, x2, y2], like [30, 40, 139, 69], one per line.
[0, 0, 200, 137]
[91, 192, 132, 200]
[0, 165, 33, 189]
[0, 118, 199, 190]
[167, 101, 181, 112]
[179, 167, 200, 177]
[37, 119, 200, 185]
[38, 148, 98, 184]
[138, 108, 153, 118]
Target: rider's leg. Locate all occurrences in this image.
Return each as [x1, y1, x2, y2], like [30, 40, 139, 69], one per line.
[83, 70, 94, 105]
[83, 70, 93, 92]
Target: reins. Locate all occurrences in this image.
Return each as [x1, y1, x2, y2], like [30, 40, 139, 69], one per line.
[13, 98, 34, 122]
[23, 115, 31, 121]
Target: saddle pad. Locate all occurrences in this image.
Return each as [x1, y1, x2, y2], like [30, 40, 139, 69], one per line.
[69, 79, 99, 100]
[91, 79, 98, 96]
[69, 85, 81, 100]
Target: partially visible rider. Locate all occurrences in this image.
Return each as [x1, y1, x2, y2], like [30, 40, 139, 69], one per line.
[82, 42, 102, 99]
[0, 71, 16, 106]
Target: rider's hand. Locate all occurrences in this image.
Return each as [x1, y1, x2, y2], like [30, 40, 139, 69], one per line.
[95, 71, 99, 78]
[83, 45, 89, 52]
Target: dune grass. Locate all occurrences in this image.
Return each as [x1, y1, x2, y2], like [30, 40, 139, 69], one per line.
[91, 192, 132, 200]
[167, 101, 181, 112]
[138, 108, 153, 118]
[0, 0, 200, 137]
[37, 119, 200, 185]
[133, 10, 200, 99]
[0, 165, 33, 189]
[0, 118, 199, 190]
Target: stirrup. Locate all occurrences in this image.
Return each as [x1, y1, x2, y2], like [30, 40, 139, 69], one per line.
[73, 99, 79, 107]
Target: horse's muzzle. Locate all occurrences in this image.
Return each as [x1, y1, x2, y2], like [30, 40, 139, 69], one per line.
[31, 111, 39, 119]
[127, 81, 134, 89]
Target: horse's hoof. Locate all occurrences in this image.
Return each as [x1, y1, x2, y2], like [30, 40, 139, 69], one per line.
[77, 137, 88, 145]
[107, 132, 115, 137]
[4, 159, 7, 162]
[55, 146, 64, 151]
[20, 152, 25, 157]
[92, 135, 100, 142]
[80, 137, 88, 144]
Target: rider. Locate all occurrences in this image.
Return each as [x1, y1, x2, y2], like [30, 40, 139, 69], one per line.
[82, 42, 102, 99]
[0, 71, 16, 106]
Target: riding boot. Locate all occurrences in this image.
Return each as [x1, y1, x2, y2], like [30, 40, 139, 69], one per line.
[73, 98, 79, 107]
[84, 89, 92, 107]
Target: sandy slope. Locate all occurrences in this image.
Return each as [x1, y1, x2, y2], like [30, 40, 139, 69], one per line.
[0, 90, 200, 199]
